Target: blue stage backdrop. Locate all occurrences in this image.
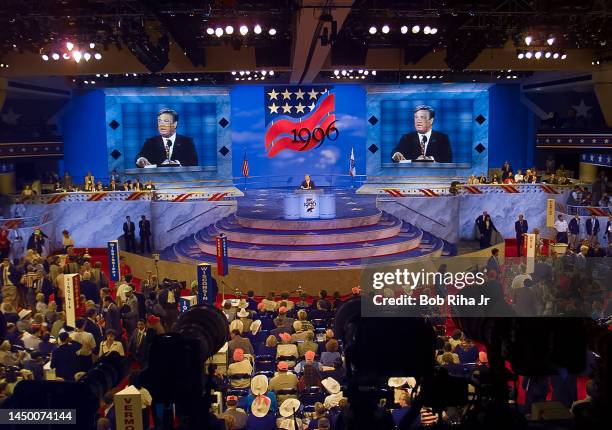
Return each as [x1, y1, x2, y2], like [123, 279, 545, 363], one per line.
[231, 85, 367, 187]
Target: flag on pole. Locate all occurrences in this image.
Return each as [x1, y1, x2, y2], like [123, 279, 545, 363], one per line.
[349, 147, 356, 177]
[241, 152, 249, 177]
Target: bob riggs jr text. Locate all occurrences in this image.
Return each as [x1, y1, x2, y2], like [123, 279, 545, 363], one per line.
[372, 294, 491, 307]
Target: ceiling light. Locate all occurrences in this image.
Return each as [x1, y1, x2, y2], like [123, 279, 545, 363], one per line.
[94, 52, 102, 60]
[41, 54, 49, 61]
[517, 52, 524, 59]
[561, 53, 567, 59]
[179, 78, 184, 82]
[194, 78, 199, 81]
[239, 70, 245, 76]
[513, 75, 517, 79]
[369, 26, 377, 35]
[341, 69, 347, 76]
[235, 77, 239, 81]
[96, 73, 100, 77]
[423, 26, 431, 34]
[412, 75, 417, 79]
[552, 52, 559, 59]
[72, 51, 82, 63]
[51, 53, 60, 60]
[83, 52, 91, 61]
[333, 69, 339, 76]
[261, 70, 267, 76]
[231, 71, 236, 75]
[215, 27, 223, 37]
[371, 70, 376, 75]
[225, 25, 234, 35]
[525, 51, 533, 59]
[363, 70, 369, 75]
[268, 28, 277, 36]
[381, 25, 390, 34]
[187, 78, 192, 81]
[245, 71, 250, 75]
[430, 28, 438, 34]
[166, 78, 170, 82]
[239, 25, 248, 35]
[547, 36, 555, 46]
[269, 71, 274, 76]
[132, 73, 137, 77]
[400, 25, 408, 34]
[358, 69, 363, 74]
[524, 35, 532, 46]
[254, 24, 262, 34]
[206, 27, 214, 35]
[66, 41, 74, 51]
[173, 78, 177, 82]
[89, 42, 95, 49]
[412, 25, 420, 34]
[91, 80, 95, 84]
[534, 51, 542, 59]
[62, 53, 70, 59]
[545, 52, 552, 58]
[361, 75, 366, 79]
[248, 77, 252, 80]
[84, 80, 89, 84]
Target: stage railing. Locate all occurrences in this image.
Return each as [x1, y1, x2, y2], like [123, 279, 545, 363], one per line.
[564, 205, 612, 216]
[18, 189, 241, 204]
[0, 212, 52, 229]
[232, 174, 367, 189]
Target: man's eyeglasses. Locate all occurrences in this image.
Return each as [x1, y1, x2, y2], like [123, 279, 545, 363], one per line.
[157, 118, 175, 125]
[414, 115, 431, 121]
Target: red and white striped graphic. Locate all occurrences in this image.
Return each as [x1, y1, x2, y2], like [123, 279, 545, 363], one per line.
[419, 189, 439, 197]
[586, 207, 607, 216]
[462, 185, 483, 194]
[499, 184, 520, 193]
[208, 192, 229, 201]
[87, 192, 108, 201]
[171, 193, 193, 202]
[382, 189, 405, 197]
[2, 219, 23, 229]
[47, 194, 68, 204]
[539, 184, 559, 194]
[126, 191, 147, 201]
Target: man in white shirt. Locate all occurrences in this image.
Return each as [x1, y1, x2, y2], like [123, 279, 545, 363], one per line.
[554, 214, 569, 244]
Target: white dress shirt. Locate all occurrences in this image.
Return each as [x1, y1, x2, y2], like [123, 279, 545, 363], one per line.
[417, 129, 433, 155]
[554, 219, 568, 233]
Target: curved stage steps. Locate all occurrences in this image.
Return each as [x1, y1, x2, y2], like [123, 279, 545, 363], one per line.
[161, 210, 455, 271]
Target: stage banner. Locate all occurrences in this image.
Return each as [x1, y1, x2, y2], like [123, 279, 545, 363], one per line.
[197, 263, 213, 304]
[108, 240, 121, 281]
[216, 234, 229, 276]
[179, 295, 198, 313]
[525, 233, 536, 273]
[546, 199, 555, 227]
[114, 385, 143, 430]
[64, 274, 80, 328]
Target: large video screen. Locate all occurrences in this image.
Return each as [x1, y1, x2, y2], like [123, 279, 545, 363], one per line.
[381, 99, 473, 164]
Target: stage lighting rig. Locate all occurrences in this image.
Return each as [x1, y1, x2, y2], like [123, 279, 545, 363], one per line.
[123, 31, 169, 74]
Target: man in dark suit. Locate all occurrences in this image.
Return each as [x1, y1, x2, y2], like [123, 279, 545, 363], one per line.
[123, 216, 136, 252]
[391, 105, 453, 163]
[50, 332, 81, 380]
[300, 174, 316, 190]
[136, 108, 198, 167]
[586, 215, 600, 246]
[515, 214, 529, 257]
[476, 211, 496, 249]
[102, 295, 122, 337]
[139, 215, 152, 254]
[128, 319, 148, 364]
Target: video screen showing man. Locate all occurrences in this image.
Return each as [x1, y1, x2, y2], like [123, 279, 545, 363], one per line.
[135, 108, 198, 167]
[391, 105, 453, 163]
[300, 174, 315, 190]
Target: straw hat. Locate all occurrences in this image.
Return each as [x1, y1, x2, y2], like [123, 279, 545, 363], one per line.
[279, 398, 301, 418]
[237, 308, 249, 318]
[238, 299, 248, 309]
[251, 395, 271, 418]
[251, 374, 269, 395]
[18, 309, 32, 320]
[229, 319, 244, 333]
[250, 320, 262, 335]
[322, 377, 341, 394]
[388, 377, 408, 388]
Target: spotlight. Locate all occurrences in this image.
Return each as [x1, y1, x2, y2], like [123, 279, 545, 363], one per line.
[133, 73, 137, 77]
[525, 51, 533, 59]
[96, 74, 100, 77]
[215, 27, 223, 37]
[83, 52, 91, 61]
[206, 27, 214, 35]
[231, 71, 236, 75]
[334, 69, 339, 76]
[513, 75, 517, 79]
[41, 54, 49, 61]
[517, 52, 524, 59]
[63, 53, 70, 59]
[412, 74, 417, 79]
[363, 70, 369, 75]
[430, 28, 438, 34]
[89, 42, 95, 49]
[561, 53, 567, 59]
[534, 51, 542, 59]
[103, 74, 108, 77]
[66, 41, 74, 51]
[412, 25, 420, 33]
[268, 28, 277, 36]
[547, 36, 555, 46]
[51, 53, 60, 60]
[254, 24, 262, 34]
[173, 78, 178, 82]
[269, 71, 274, 76]
[369, 26, 377, 35]
[179, 78, 184, 82]
[261, 70, 267, 76]
[235, 77, 239, 81]
[382, 25, 390, 34]
[72, 51, 82, 63]
[225, 25, 234, 35]
[361, 75, 366, 79]
[248, 77, 252, 80]
[424, 26, 431, 34]
[400, 25, 408, 34]
[245, 71, 250, 75]
[418, 75, 423, 79]
[239, 71, 245, 76]
[371, 70, 376, 75]
[552, 52, 559, 59]
[524, 35, 532, 46]
[166, 78, 170, 82]
[239, 25, 248, 35]
[187, 78, 192, 81]
[545, 52, 551, 58]
[358, 69, 363, 74]
[84, 80, 89, 84]
[194, 78, 199, 81]
[91, 80, 95, 84]
[94, 53, 102, 60]
[341, 69, 347, 76]
[426, 75, 431, 79]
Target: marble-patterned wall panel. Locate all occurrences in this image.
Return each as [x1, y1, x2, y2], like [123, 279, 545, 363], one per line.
[50, 201, 152, 248]
[378, 197, 459, 243]
[151, 201, 236, 250]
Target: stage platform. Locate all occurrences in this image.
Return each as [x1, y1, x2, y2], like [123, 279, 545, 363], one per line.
[160, 189, 455, 271]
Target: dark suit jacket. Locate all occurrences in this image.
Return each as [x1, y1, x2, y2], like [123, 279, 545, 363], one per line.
[392, 130, 453, 163]
[569, 218, 580, 234]
[51, 342, 81, 380]
[136, 134, 198, 167]
[123, 221, 135, 237]
[586, 218, 600, 235]
[515, 220, 528, 237]
[139, 219, 151, 237]
[300, 180, 316, 189]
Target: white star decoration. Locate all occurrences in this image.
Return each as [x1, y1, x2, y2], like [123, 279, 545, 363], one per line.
[268, 103, 279, 114]
[308, 102, 316, 111]
[281, 103, 292, 113]
[281, 89, 292, 100]
[572, 99, 592, 118]
[267, 89, 279, 100]
[295, 103, 305, 113]
[294, 89, 305, 99]
[307, 89, 318, 99]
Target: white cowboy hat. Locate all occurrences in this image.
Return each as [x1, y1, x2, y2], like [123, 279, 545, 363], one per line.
[251, 374, 269, 395]
[229, 319, 244, 333]
[279, 398, 301, 418]
[251, 395, 271, 418]
[322, 377, 341, 394]
[388, 377, 408, 388]
[237, 308, 249, 318]
[250, 319, 262, 335]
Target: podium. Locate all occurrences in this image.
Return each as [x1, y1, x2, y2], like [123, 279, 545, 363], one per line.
[283, 190, 336, 220]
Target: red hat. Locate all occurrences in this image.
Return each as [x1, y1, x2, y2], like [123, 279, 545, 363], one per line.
[147, 315, 160, 325]
[233, 348, 245, 362]
[279, 306, 288, 314]
[278, 361, 289, 371]
[305, 350, 315, 361]
[279, 332, 292, 342]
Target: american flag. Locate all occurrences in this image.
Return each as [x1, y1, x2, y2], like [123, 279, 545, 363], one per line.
[349, 147, 356, 176]
[264, 86, 335, 158]
[241, 152, 249, 177]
